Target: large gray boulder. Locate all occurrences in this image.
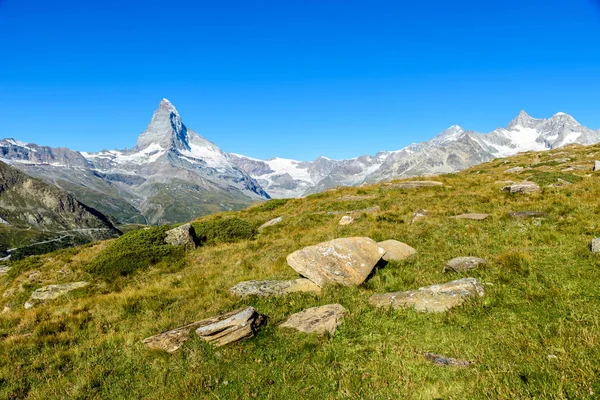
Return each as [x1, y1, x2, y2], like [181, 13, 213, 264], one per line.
[444, 257, 486, 273]
[164, 223, 198, 248]
[142, 307, 266, 352]
[279, 304, 346, 335]
[286, 237, 386, 287]
[377, 240, 416, 262]
[229, 278, 321, 297]
[502, 181, 541, 194]
[24, 281, 89, 309]
[369, 277, 484, 313]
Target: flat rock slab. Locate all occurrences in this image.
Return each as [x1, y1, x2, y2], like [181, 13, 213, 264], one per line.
[279, 304, 346, 335]
[504, 166, 524, 174]
[377, 240, 416, 262]
[338, 216, 354, 226]
[229, 278, 321, 297]
[0, 265, 11, 274]
[444, 257, 486, 273]
[258, 217, 283, 230]
[508, 211, 548, 219]
[24, 281, 89, 309]
[561, 165, 590, 171]
[164, 223, 198, 248]
[369, 277, 484, 313]
[143, 307, 266, 352]
[287, 237, 385, 287]
[452, 213, 489, 221]
[503, 181, 540, 194]
[595, 161, 600, 172]
[411, 209, 428, 224]
[389, 181, 444, 189]
[424, 352, 473, 367]
[591, 238, 600, 253]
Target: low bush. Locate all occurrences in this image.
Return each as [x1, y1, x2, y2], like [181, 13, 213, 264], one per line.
[86, 226, 184, 281]
[192, 217, 256, 244]
[528, 172, 583, 186]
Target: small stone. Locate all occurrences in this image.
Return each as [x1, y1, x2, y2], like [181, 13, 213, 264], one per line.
[338, 216, 354, 226]
[594, 161, 600, 171]
[279, 304, 346, 335]
[504, 166, 524, 174]
[591, 238, 600, 253]
[411, 209, 428, 224]
[369, 277, 484, 313]
[24, 281, 89, 309]
[502, 181, 541, 194]
[143, 307, 267, 352]
[508, 211, 548, 219]
[258, 217, 283, 230]
[229, 278, 321, 297]
[377, 240, 416, 262]
[424, 352, 473, 367]
[336, 195, 377, 201]
[452, 213, 489, 221]
[0, 265, 11, 274]
[389, 181, 444, 189]
[444, 257, 486, 273]
[164, 223, 198, 248]
[548, 354, 558, 360]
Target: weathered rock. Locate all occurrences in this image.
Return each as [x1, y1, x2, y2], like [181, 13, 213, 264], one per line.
[336, 195, 377, 201]
[229, 278, 321, 297]
[338, 216, 354, 226]
[377, 240, 416, 262]
[143, 307, 266, 352]
[504, 166, 524, 174]
[424, 352, 473, 367]
[0, 265, 11, 274]
[369, 277, 484, 313]
[444, 257, 486, 273]
[502, 181, 540, 194]
[389, 181, 444, 189]
[411, 209, 428, 224]
[286, 237, 386, 287]
[258, 216, 283, 230]
[591, 238, 600, 253]
[508, 211, 548, 219]
[279, 304, 346, 335]
[452, 213, 489, 221]
[24, 281, 89, 309]
[594, 161, 600, 172]
[164, 223, 198, 248]
[561, 165, 590, 172]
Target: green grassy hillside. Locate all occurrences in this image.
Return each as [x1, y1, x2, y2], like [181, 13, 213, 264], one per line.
[1, 144, 600, 399]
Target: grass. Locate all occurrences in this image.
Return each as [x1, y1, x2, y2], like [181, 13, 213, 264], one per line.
[1, 145, 600, 399]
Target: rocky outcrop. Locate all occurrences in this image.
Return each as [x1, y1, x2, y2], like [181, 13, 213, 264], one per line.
[369, 278, 484, 313]
[143, 307, 266, 352]
[452, 213, 489, 220]
[444, 257, 486, 273]
[377, 240, 416, 262]
[504, 166, 524, 174]
[164, 223, 198, 248]
[594, 161, 600, 171]
[286, 237, 385, 287]
[338, 216, 354, 226]
[24, 281, 89, 309]
[503, 181, 541, 194]
[279, 304, 346, 335]
[229, 278, 321, 297]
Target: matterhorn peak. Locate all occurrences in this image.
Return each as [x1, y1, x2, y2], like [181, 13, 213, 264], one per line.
[159, 98, 178, 114]
[136, 98, 190, 151]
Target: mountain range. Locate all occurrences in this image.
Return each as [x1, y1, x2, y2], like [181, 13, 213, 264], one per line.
[2, 99, 599, 224]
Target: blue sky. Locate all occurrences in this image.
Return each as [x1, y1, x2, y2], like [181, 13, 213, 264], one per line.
[1, 0, 600, 160]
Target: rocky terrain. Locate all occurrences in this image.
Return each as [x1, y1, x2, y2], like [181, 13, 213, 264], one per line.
[1, 143, 599, 398]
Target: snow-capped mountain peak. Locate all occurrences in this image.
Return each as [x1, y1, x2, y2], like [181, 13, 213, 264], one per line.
[136, 98, 189, 151]
[430, 124, 465, 145]
[506, 110, 544, 130]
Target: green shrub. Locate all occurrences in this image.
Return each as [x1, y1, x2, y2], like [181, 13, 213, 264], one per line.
[528, 172, 583, 186]
[86, 226, 184, 281]
[191, 217, 257, 244]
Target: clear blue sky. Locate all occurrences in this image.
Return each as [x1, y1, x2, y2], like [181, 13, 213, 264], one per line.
[1, 0, 600, 160]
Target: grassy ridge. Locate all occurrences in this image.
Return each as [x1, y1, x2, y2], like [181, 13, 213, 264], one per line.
[1, 145, 600, 399]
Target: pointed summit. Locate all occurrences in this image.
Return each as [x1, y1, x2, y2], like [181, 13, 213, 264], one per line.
[507, 110, 542, 130]
[136, 98, 190, 151]
[430, 124, 464, 145]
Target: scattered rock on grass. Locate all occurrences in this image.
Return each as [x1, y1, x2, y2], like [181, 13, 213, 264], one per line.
[229, 278, 321, 297]
[591, 238, 600, 253]
[377, 240, 416, 262]
[411, 209, 428, 224]
[338, 216, 354, 226]
[279, 304, 346, 335]
[258, 216, 283, 230]
[508, 211, 548, 219]
[444, 257, 486, 273]
[369, 277, 484, 313]
[424, 352, 473, 367]
[336, 195, 377, 201]
[389, 181, 444, 189]
[164, 223, 198, 248]
[452, 213, 489, 221]
[287, 237, 386, 287]
[502, 181, 540, 194]
[143, 307, 266, 352]
[594, 161, 600, 172]
[0, 265, 11, 274]
[24, 282, 89, 309]
[504, 166, 524, 174]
